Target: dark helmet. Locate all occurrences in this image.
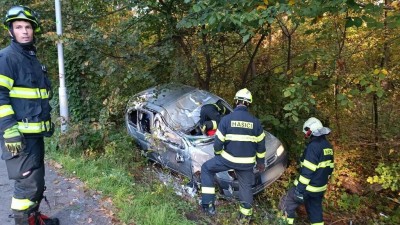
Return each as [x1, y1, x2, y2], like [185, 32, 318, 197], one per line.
[215, 100, 227, 115]
[3, 5, 41, 33]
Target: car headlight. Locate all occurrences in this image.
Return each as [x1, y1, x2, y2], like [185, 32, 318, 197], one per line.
[276, 144, 284, 157]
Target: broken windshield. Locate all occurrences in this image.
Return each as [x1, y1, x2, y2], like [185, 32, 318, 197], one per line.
[163, 90, 217, 132]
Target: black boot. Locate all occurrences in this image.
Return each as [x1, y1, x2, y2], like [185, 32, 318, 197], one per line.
[29, 211, 60, 225]
[238, 202, 252, 224]
[202, 203, 216, 216]
[237, 212, 252, 223]
[29, 193, 60, 225]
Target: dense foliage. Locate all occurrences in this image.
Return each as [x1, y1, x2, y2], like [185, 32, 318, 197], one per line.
[1, 0, 399, 224]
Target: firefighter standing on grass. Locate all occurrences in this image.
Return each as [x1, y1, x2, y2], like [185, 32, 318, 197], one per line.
[0, 5, 58, 225]
[279, 117, 334, 225]
[200, 88, 266, 221]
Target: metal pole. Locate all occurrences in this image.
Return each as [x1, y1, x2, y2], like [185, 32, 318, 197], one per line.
[55, 0, 69, 133]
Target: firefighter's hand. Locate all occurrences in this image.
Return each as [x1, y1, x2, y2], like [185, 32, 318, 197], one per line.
[256, 163, 265, 172]
[3, 125, 24, 156]
[294, 188, 304, 204]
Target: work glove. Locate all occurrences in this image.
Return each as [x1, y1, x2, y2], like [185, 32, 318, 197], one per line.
[294, 188, 304, 204]
[256, 163, 265, 172]
[3, 125, 24, 156]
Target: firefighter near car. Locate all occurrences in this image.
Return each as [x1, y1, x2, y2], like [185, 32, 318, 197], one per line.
[199, 100, 228, 136]
[0, 5, 58, 225]
[200, 88, 266, 221]
[279, 117, 334, 225]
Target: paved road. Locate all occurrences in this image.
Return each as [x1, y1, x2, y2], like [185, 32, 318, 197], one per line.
[0, 159, 115, 225]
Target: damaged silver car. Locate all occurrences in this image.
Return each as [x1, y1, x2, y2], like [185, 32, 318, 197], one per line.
[125, 83, 288, 198]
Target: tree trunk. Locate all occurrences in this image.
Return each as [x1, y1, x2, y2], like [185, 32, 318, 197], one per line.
[241, 34, 266, 87]
[375, 0, 390, 152]
[333, 15, 348, 145]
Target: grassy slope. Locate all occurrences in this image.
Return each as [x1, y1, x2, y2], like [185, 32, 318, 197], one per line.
[45, 128, 399, 225]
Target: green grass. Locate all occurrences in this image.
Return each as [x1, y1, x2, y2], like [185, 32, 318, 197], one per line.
[46, 134, 197, 225]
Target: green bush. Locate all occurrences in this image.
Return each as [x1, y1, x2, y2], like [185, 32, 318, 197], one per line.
[337, 192, 361, 212]
[367, 162, 400, 191]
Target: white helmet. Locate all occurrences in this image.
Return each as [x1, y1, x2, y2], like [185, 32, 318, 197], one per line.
[234, 88, 252, 103]
[303, 117, 331, 137]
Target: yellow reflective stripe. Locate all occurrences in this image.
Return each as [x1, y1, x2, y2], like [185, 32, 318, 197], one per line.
[311, 222, 324, 225]
[211, 120, 217, 129]
[0, 75, 13, 90]
[239, 205, 253, 216]
[40, 89, 49, 98]
[17, 120, 51, 133]
[221, 150, 256, 164]
[298, 175, 310, 185]
[216, 129, 225, 142]
[286, 218, 294, 224]
[225, 134, 256, 142]
[306, 184, 327, 192]
[302, 159, 318, 171]
[318, 160, 334, 168]
[201, 187, 215, 194]
[0, 105, 14, 117]
[11, 197, 35, 210]
[10, 87, 49, 99]
[212, 103, 220, 111]
[257, 132, 265, 142]
[225, 132, 265, 143]
[214, 149, 222, 154]
[294, 179, 327, 192]
[256, 151, 266, 158]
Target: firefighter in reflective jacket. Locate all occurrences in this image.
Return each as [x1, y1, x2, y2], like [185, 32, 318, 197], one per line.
[279, 117, 334, 225]
[200, 88, 266, 220]
[199, 100, 228, 136]
[0, 5, 58, 225]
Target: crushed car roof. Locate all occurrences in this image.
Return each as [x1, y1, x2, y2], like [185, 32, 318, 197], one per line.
[127, 83, 224, 132]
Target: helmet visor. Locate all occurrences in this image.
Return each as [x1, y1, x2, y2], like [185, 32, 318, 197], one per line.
[6, 6, 38, 22]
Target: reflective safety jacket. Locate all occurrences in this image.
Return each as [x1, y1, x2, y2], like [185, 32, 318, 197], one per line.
[294, 135, 334, 193]
[0, 41, 53, 137]
[214, 105, 266, 170]
[199, 103, 227, 131]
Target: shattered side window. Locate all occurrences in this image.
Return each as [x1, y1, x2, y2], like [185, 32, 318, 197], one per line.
[128, 109, 138, 127]
[139, 111, 152, 134]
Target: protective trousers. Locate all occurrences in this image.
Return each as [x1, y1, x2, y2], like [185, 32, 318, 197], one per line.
[3, 138, 46, 225]
[201, 157, 254, 215]
[279, 187, 324, 225]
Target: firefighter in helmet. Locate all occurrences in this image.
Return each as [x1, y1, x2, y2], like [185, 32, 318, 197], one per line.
[279, 117, 334, 225]
[0, 5, 58, 225]
[200, 88, 266, 221]
[199, 100, 229, 136]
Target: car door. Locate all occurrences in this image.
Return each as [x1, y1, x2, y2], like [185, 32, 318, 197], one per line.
[152, 114, 192, 178]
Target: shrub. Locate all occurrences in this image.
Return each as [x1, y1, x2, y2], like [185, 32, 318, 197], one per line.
[367, 163, 400, 191]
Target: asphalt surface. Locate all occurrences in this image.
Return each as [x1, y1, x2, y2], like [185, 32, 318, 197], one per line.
[0, 159, 115, 225]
